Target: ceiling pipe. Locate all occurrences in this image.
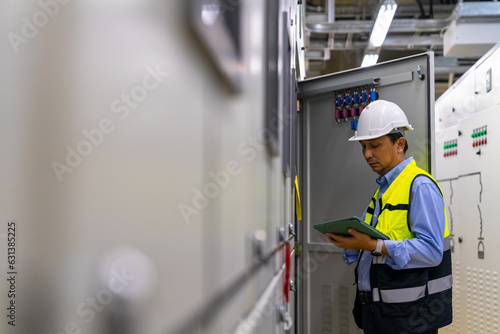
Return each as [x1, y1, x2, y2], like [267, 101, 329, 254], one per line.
[305, 2, 500, 34]
[327, 0, 335, 22]
[306, 18, 452, 33]
[333, 4, 458, 18]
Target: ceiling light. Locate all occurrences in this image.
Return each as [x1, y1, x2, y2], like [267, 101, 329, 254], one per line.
[369, 0, 397, 48]
[361, 53, 379, 67]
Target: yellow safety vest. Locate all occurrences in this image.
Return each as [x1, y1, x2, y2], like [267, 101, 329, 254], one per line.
[352, 160, 453, 333]
[363, 160, 449, 240]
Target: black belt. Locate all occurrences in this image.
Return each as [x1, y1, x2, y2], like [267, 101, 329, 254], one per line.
[358, 291, 373, 304]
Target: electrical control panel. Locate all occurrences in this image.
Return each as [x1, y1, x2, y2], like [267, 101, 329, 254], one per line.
[299, 53, 434, 334]
[438, 106, 500, 334]
[334, 86, 377, 123]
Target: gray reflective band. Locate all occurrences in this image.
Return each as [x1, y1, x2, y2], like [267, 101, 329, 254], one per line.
[373, 288, 380, 302]
[428, 274, 453, 295]
[443, 236, 450, 251]
[372, 274, 452, 303]
[373, 285, 426, 303]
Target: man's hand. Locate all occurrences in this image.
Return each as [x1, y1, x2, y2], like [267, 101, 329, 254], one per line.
[326, 229, 377, 251]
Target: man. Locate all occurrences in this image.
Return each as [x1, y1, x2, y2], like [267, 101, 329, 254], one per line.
[326, 100, 452, 334]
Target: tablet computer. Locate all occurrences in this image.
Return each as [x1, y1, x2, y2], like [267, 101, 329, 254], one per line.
[313, 216, 390, 240]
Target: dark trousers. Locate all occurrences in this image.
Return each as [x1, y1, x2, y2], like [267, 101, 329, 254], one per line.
[361, 304, 438, 334]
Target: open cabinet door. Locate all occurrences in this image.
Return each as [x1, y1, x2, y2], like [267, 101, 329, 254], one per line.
[296, 53, 435, 334]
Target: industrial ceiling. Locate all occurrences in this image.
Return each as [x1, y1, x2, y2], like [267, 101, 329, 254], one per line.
[302, 0, 500, 98]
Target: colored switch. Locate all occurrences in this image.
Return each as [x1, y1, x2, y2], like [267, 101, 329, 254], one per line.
[353, 90, 359, 105]
[351, 107, 357, 118]
[361, 90, 367, 104]
[342, 108, 349, 121]
[337, 93, 342, 108]
[370, 87, 377, 101]
[335, 109, 341, 123]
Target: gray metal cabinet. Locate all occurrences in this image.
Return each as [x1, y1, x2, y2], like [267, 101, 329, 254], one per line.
[296, 53, 435, 334]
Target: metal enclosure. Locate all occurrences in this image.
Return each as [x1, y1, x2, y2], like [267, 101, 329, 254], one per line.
[297, 53, 435, 334]
[436, 42, 500, 334]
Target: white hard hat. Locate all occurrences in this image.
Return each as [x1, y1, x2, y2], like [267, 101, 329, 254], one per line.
[348, 100, 414, 141]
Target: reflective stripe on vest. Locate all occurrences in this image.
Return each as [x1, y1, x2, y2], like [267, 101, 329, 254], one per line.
[372, 274, 452, 303]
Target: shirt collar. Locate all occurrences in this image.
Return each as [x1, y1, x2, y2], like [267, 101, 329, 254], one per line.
[376, 157, 414, 187]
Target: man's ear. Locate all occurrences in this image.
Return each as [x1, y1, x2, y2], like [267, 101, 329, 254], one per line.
[397, 137, 406, 152]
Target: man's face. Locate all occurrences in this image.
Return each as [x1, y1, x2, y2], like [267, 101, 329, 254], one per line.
[359, 135, 405, 176]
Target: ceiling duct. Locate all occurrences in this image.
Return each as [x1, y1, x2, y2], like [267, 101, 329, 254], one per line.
[443, 2, 500, 57]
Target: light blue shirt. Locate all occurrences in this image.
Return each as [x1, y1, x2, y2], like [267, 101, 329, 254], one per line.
[342, 157, 446, 292]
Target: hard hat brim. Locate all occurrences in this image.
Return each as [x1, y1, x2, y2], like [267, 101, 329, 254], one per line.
[348, 133, 386, 141]
[348, 125, 414, 141]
